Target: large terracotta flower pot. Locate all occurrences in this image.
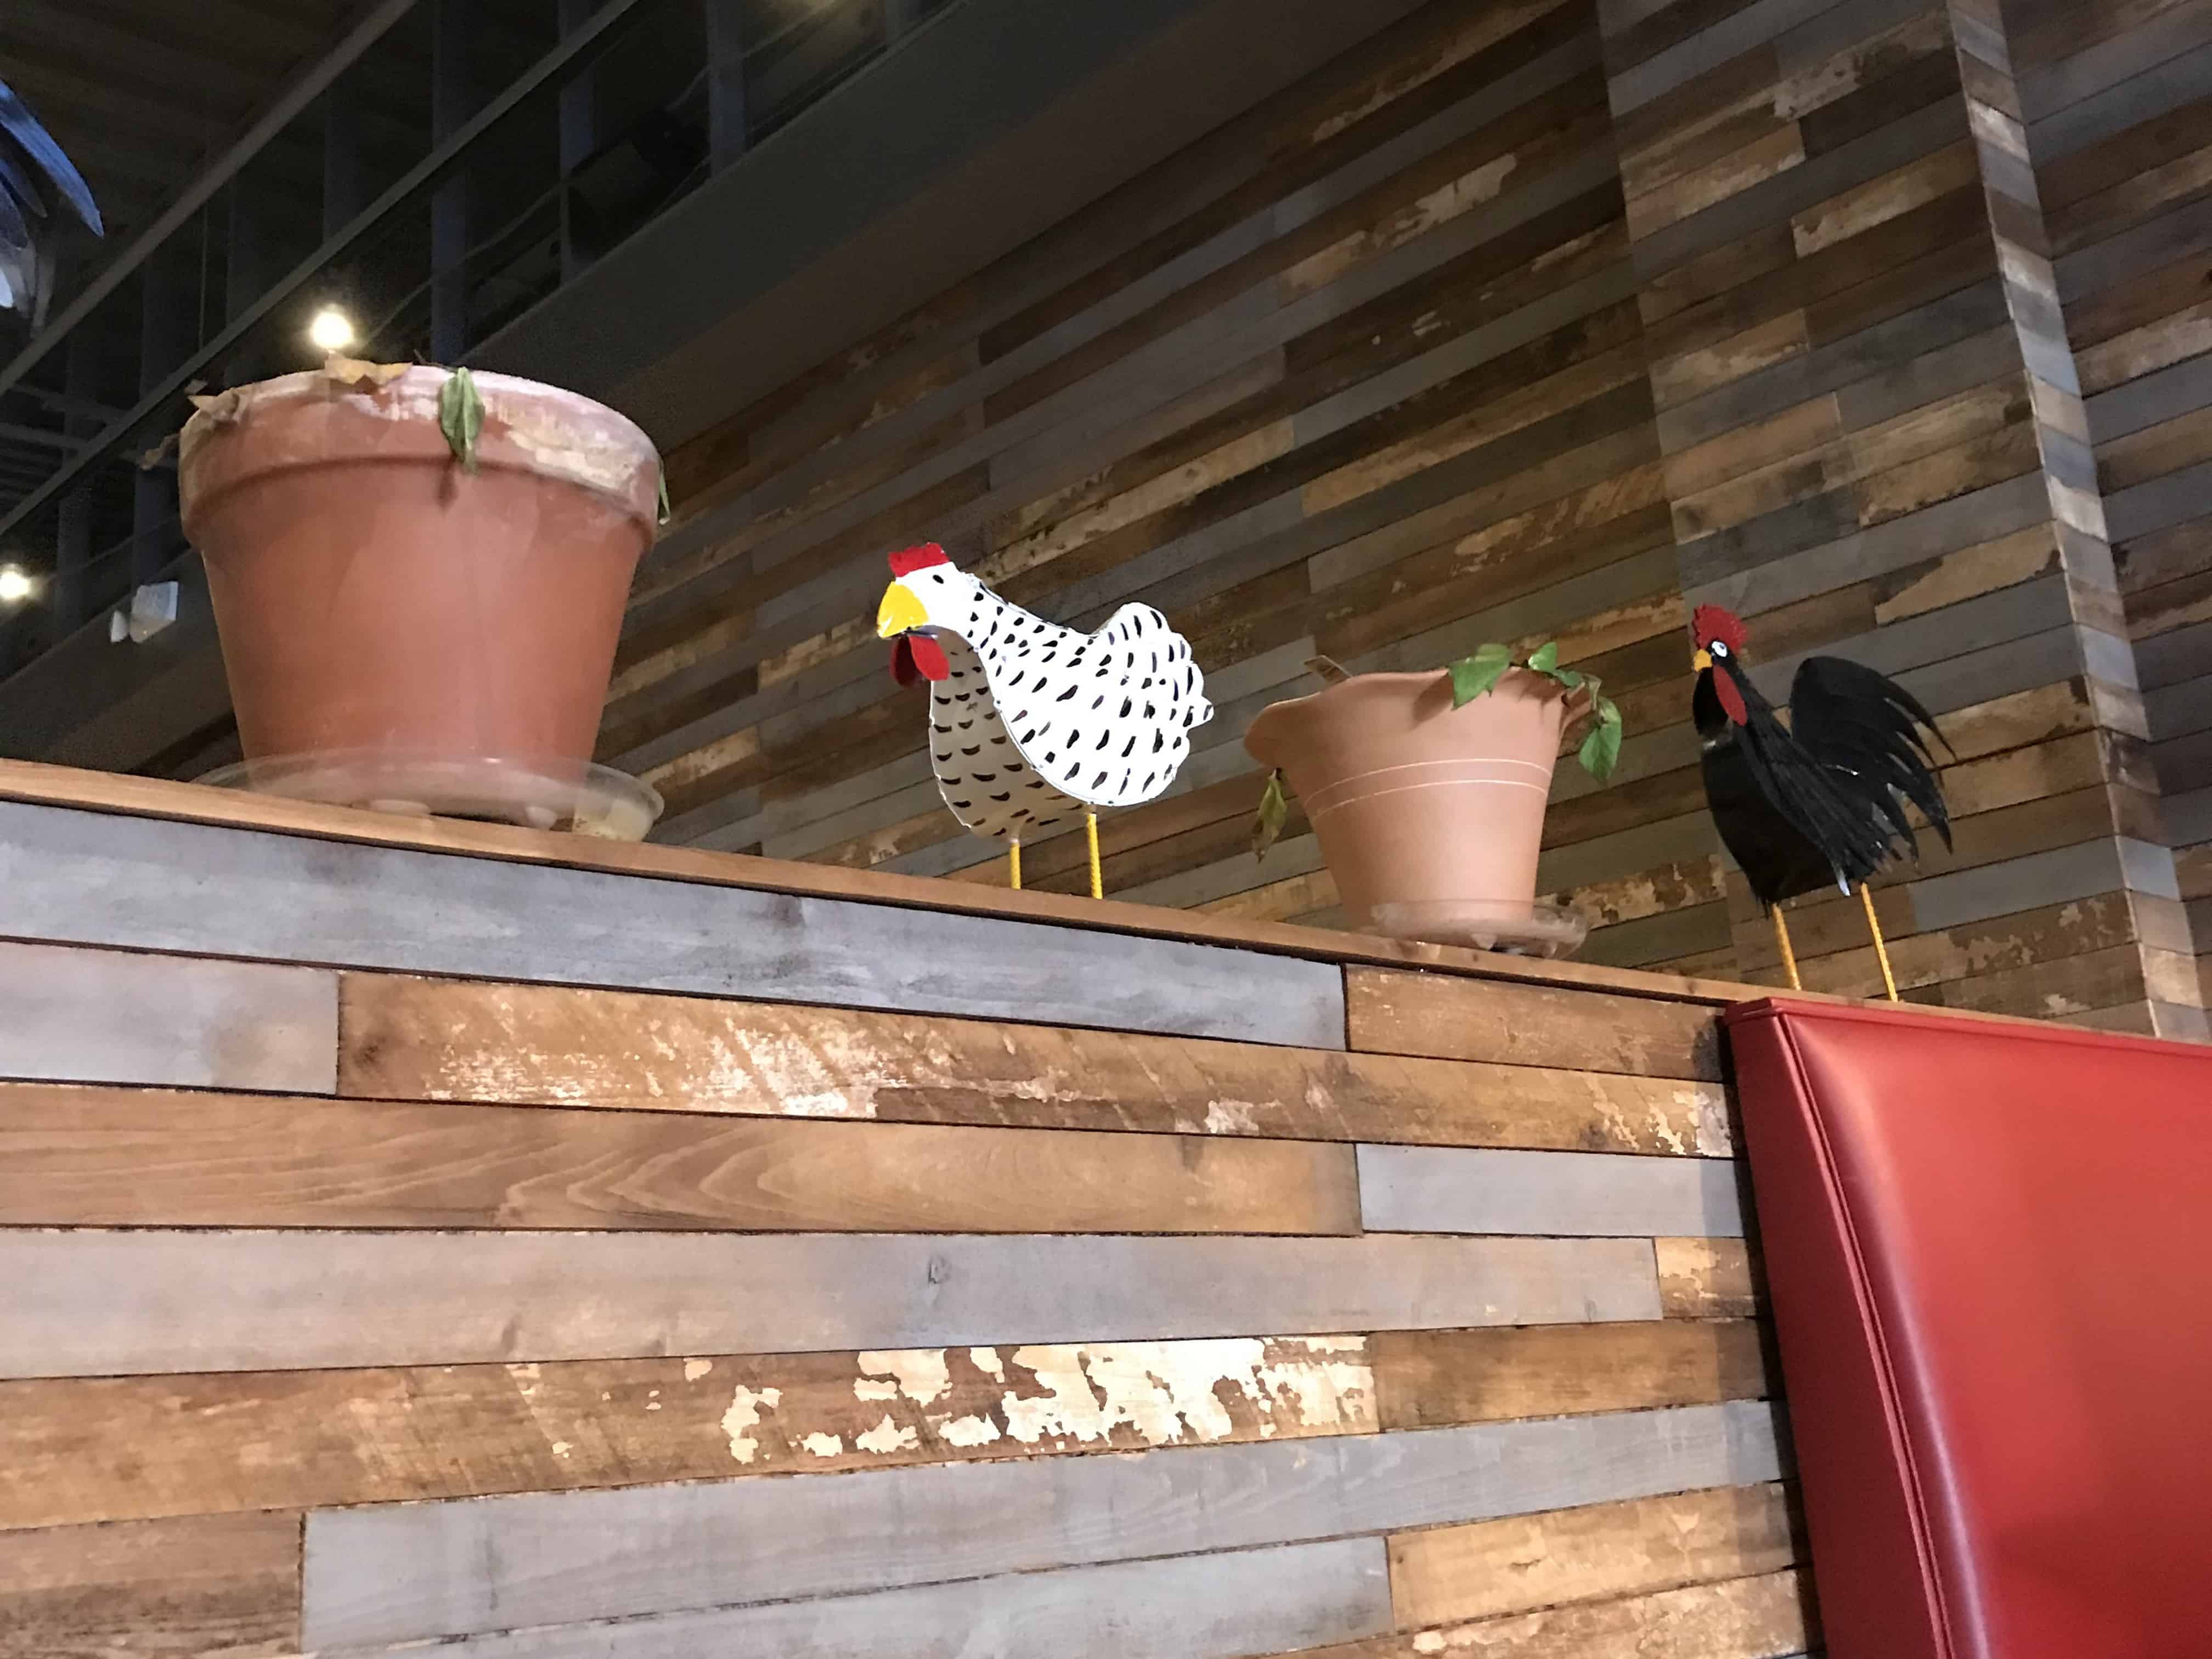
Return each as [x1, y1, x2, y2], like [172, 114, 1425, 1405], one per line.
[179, 366, 658, 778]
[1244, 668, 1583, 951]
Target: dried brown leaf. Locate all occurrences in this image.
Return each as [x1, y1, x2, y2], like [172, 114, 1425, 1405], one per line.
[324, 353, 411, 390]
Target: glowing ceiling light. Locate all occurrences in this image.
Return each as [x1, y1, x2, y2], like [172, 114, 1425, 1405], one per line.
[308, 306, 357, 353]
[0, 565, 35, 605]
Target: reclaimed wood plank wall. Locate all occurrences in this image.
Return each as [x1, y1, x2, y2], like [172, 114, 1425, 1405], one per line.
[2002, 0, 2212, 1021]
[608, 0, 2211, 1035]
[622, 0, 1711, 959]
[0, 796, 1809, 1658]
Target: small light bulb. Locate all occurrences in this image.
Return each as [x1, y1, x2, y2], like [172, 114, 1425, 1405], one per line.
[0, 565, 34, 604]
[308, 307, 357, 353]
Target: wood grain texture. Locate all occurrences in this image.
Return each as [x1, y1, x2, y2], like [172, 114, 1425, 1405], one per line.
[0, 1511, 300, 1658]
[1592, 0, 2186, 1028]
[1280, 1567, 1810, 1658]
[314, 1537, 1392, 1659]
[554, 0, 1729, 978]
[0, 759, 1797, 1010]
[0, 1229, 1662, 1379]
[8, 0, 2180, 1025]
[1385, 1480, 1800, 1626]
[0, 758, 2053, 1025]
[0, 941, 336, 1094]
[2034, 0, 2212, 1008]
[0, 799, 1345, 1048]
[1372, 1318, 1769, 1426]
[1656, 1237, 1765, 1317]
[337, 973, 1735, 1154]
[1357, 1143, 1746, 1235]
[0, 1335, 1378, 1530]
[1344, 967, 1726, 1077]
[298, 1401, 1784, 1647]
[0, 1082, 1359, 1236]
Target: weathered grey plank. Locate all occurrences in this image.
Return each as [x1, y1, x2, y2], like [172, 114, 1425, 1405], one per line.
[2106, 458, 2212, 546]
[1356, 1146, 1747, 1237]
[324, 1537, 1391, 1659]
[300, 1400, 1785, 1647]
[1658, 280, 2012, 455]
[1743, 576, 2075, 705]
[2086, 352, 2212, 447]
[0, 803, 1343, 1047]
[1607, 0, 1846, 112]
[0, 1230, 1661, 1379]
[1908, 835, 2177, 932]
[0, 941, 336, 1093]
[1631, 95, 1970, 278]
[2021, 20, 2212, 144]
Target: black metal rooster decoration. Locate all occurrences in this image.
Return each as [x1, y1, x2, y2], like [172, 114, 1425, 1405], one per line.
[1, 79, 103, 327]
[1690, 604, 1950, 1000]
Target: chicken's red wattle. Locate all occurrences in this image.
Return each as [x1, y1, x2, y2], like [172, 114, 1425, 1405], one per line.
[890, 634, 950, 686]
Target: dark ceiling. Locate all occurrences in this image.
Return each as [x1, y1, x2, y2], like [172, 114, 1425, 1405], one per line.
[1, 0, 377, 247]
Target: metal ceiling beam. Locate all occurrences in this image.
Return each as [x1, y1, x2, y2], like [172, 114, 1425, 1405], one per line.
[0, 422, 79, 451]
[0, 0, 650, 545]
[0, 0, 425, 405]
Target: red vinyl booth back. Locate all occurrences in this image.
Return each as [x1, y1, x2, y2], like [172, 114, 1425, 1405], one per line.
[1723, 998, 2212, 1659]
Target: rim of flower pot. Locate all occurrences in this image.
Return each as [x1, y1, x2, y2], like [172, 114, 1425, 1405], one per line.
[1248, 665, 1574, 733]
[178, 365, 661, 528]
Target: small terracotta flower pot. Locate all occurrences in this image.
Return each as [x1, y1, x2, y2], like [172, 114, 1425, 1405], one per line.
[179, 366, 658, 772]
[1245, 669, 1580, 947]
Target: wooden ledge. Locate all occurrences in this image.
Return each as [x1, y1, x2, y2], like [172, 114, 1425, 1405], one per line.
[0, 757, 1811, 1010]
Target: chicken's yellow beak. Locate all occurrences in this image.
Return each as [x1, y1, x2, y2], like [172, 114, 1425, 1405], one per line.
[1692, 648, 1713, 673]
[877, 582, 929, 639]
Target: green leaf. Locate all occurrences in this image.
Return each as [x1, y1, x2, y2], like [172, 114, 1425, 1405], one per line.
[1448, 642, 1514, 706]
[1252, 770, 1290, 861]
[439, 367, 484, 473]
[657, 466, 672, 527]
[1549, 665, 1584, 690]
[1595, 693, 1620, 726]
[1578, 714, 1623, 782]
[1525, 640, 1559, 674]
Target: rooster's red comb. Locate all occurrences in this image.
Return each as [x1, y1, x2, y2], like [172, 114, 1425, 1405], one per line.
[1692, 604, 1748, 654]
[888, 543, 951, 577]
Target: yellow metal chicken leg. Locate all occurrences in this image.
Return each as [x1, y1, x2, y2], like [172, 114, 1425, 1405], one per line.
[1860, 884, 1899, 1002]
[1085, 812, 1103, 900]
[1770, 905, 1802, 991]
[1008, 838, 1022, 890]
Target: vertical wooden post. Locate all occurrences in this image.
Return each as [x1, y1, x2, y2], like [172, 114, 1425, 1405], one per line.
[705, 0, 747, 173]
[431, 0, 471, 362]
[557, 0, 598, 281]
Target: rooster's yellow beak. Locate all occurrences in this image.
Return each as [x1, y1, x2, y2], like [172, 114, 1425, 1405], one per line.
[877, 582, 928, 639]
[1692, 648, 1713, 673]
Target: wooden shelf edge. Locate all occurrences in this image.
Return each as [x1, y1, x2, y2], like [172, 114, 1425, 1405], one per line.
[0, 756, 1815, 1009]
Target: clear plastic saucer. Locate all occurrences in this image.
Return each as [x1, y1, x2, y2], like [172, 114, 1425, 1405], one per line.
[1360, 899, 1589, 958]
[198, 751, 664, 841]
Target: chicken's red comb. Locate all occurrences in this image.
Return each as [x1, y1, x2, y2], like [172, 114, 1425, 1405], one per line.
[1691, 603, 1748, 654]
[888, 543, 951, 577]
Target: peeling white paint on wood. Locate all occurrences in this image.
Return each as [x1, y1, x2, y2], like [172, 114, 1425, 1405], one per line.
[721, 1386, 781, 1464]
[855, 1415, 922, 1455]
[994, 1337, 1374, 1448]
[858, 1350, 951, 1406]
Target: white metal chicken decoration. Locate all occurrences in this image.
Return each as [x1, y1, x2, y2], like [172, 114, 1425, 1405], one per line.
[876, 543, 1212, 895]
